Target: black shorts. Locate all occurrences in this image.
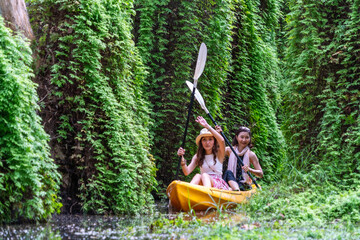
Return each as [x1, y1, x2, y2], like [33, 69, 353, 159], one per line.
[223, 170, 252, 191]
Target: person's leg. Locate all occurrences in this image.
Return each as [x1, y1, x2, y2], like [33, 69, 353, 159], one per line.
[223, 170, 240, 191]
[190, 173, 202, 185]
[201, 173, 212, 187]
[228, 180, 240, 191]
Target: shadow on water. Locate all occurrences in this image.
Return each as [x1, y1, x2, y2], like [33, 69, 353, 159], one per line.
[0, 201, 245, 239]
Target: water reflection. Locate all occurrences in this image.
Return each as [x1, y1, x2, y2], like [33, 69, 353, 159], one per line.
[173, 208, 245, 224]
[0, 201, 245, 239]
[0, 213, 157, 239]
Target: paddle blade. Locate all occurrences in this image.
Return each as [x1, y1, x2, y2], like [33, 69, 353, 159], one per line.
[185, 81, 209, 114]
[193, 43, 207, 86]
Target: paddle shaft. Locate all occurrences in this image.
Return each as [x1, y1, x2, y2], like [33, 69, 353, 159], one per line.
[206, 113, 260, 189]
[175, 87, 196, 180]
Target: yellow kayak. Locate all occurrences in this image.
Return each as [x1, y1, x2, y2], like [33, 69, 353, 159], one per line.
[166, 180, 258, 211]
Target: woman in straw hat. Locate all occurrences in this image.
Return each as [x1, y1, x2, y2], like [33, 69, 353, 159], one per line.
[177, 116, 230, 190]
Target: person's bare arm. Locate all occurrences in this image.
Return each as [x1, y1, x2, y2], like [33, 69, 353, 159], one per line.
[196, 116, 225, 161]
[242, 151, 263, 178]
[178, 147, 198, 176]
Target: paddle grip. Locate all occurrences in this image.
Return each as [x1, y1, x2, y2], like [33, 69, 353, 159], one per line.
[206, 113, 260, 189]
[175, 89, 196, 180]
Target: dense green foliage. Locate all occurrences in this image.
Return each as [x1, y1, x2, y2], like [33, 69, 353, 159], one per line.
[120, 183, 359, 239]
[135, 0, 286, 189]
[221, 0, 285, 179]
[135, 0, 234, 188]
[0, 17, 61, 223]
[28, 0, 156, 214]
[247, 184, 360, 224]
[1, 0, 359, 224]
[283, 0, 360, 185]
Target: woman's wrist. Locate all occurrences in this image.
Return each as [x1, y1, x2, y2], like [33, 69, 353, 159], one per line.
[181, 156, 186, 166]
[250, 168, 261, 176]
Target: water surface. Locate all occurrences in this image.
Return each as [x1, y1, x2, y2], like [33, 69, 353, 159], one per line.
[0, 201, 230, 239]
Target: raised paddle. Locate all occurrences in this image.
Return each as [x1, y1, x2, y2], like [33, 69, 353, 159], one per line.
[185, 81, 260, 189]
[175, 43, 207, 180]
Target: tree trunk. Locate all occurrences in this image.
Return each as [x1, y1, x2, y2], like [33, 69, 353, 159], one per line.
[0, 0, 34, 40]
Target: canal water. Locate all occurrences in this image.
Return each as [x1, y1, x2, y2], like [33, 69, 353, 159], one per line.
[0, 201, 229, 239]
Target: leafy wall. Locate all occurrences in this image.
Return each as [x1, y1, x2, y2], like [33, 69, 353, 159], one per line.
[135, 0, 235, 189]
[283, 0, 360, 186]
[0, 16, 61, 223]
[2, 0, 360, 223]
[2, 0, 359, 222]
[221, 0, 286, 179]
[29, 0, 156, 214]
[135, 0, 286, 188]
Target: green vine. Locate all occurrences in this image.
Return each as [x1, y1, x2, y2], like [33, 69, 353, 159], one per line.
[0, 16, 61, 223]
[29, 0, 156, 214]
[283, 0, 360, 185]
[135, 0, 235, 190]
[221, 0, 286, 179]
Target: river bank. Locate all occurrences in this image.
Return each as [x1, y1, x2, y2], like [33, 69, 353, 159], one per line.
[1, 208, 358, 239]
[1, 183, 359, 239]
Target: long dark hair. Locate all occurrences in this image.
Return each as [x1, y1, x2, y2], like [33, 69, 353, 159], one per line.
[231, 126, 253, 148]
[196, 137, 218, 167]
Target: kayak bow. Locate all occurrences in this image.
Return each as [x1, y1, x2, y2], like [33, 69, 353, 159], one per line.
[166, 180, 258, 211]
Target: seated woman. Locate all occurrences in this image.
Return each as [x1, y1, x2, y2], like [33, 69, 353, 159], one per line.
[220, 126, 263, 191]
[177, 116, 230, 190]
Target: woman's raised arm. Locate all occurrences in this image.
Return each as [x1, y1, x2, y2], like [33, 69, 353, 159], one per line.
[195, 116, 225, 161]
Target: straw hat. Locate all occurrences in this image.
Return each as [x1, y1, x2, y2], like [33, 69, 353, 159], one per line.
[195, 128, 213, 146]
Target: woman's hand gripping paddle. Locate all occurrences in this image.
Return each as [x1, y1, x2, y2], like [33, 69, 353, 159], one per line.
[175, 43, 207, 180]
[185, 81, 260, 189]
